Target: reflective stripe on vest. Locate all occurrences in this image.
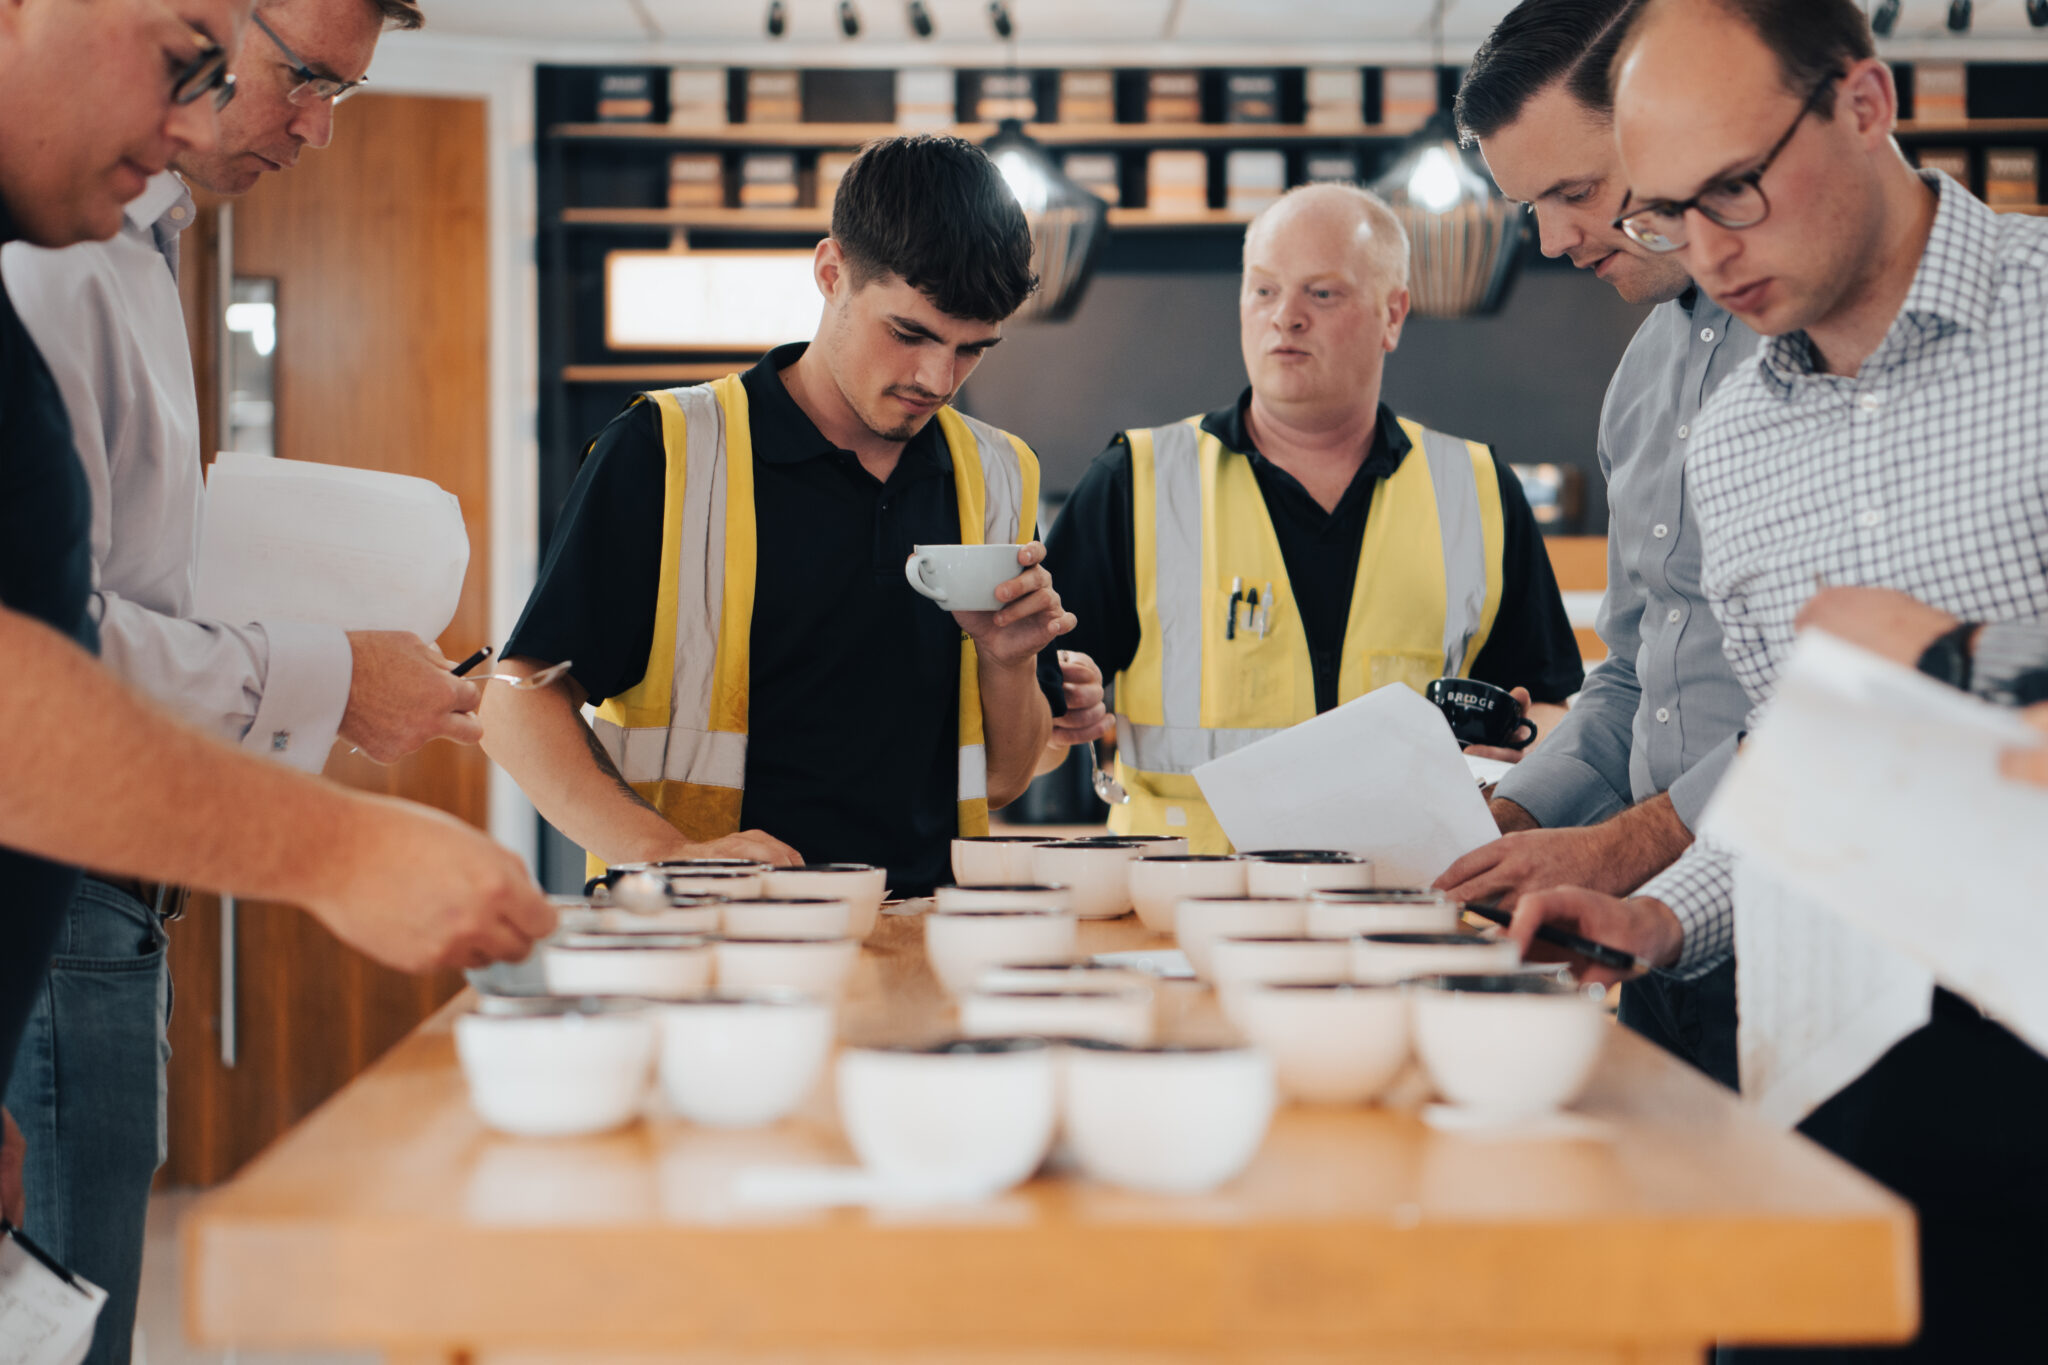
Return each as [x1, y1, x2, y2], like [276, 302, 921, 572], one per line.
[588, 376, 1037, 875]
[1109, 413, 1503, 851]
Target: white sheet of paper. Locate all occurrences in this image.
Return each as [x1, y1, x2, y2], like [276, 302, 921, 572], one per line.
[1701, 630, 2048, 1060]
[192, 452, 470, 643]
[0, 1232, 105, 1365]
[1192, 683, 1501, 885]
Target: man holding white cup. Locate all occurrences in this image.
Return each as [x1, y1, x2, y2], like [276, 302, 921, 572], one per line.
[486, 135, 1071, 896]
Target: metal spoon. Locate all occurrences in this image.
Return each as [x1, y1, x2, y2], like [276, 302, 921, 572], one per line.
[1091, 736, 1129, 805]
[469, 659, 574, 690]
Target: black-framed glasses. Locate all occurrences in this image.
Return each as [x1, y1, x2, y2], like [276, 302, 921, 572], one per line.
[253, 11, 366, 106]
[1613, 73, 1839, 254]
[169, 18, 236, 111]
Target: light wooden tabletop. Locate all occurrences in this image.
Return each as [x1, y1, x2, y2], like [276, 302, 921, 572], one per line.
[185, 911, 1916, 1365]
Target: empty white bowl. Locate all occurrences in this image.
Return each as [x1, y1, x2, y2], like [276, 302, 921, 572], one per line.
[1351, 932, 1521, 985]
[1208, 935, 1353, 1025]
[1412, 975, 1608, 1118]
[960, 986, 1154, 1046]
[542, 933, 713, 998]
[654, 990, 834, 1127]
[720, 897, 853, 941]
[924, 908, 1079, 996]
[1029, 840, 1147, 919]
[951, 836, 1052, 887]
[838, 1038, 1057, 1201]
[934, 883, 1073, 914]
[1062, 1042, 1276, 1195]
[1243, 850, 1375, 899]
[1304, 888, 1461, 939]
[456, 998, 656, 1137]
[759, 863, 886, 939]
[1128, 855, 1246, 935]
[713, 936, 859, 1000]
[1172, 897, 1307, 981]
[1073, 833, 1190, 858]
[974, 959, 1151, 994]
[1235, 982, 1411, 1104]
[663, 868, 764, 900]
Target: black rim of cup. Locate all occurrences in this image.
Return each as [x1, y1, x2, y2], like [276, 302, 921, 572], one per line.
[1246, 849, 1366, 864]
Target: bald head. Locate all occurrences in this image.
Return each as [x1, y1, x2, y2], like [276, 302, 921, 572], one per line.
[1245, 183, 1410, 305]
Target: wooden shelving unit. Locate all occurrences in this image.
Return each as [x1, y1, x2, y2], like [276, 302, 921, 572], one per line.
[1894, 117, 2048, 136]
[551, 120, 1405, 148]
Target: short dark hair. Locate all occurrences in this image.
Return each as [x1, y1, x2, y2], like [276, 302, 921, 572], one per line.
[1615, 0, 1877, 120]
[1456, 0, 1642, 144]
[830, 135, 1037, 323]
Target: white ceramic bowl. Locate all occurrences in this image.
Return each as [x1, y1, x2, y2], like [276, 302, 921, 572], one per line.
[1235, 982, 1411, 1104]
[542, 933, 713, 998]
[974, 959, 1151, 994]
[1412, 975, 1608, 1117]
[595, 900, 723, 935]
[1028, 841, 1147, 919]
[654, 990, 834, 1127]
[1208, 935, 1353, 1026]
[1304, 889, 1461, 939]
[1350, 932, 1521, 985]
[1062, 1043, 1275, 1195]
[591, 869, 672, 910]
[924, 909, 1079, 996]
[951, 836, 1052, 887]
[837, 1038, 1057, 1200]
[1127, 855, 1246, 935]
[1071, 834, 1190, 858]
[1243, 850, 1375, 899]
[934, 883, 1073, 914]
[960, 986, 1154, 1046]
[1172, 897, 1307, 981]
[720, 897, 854, 941]
[455, 999, 655, 1137]
[713, 936, 859, 1000]
[759, 863, 886, 939]
[663, 868, 765, 900]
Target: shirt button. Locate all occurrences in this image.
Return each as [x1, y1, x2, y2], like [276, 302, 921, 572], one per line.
[1652, 523, 1670, 539]
[1676, 424, 1690, 440]
[1858, 509, 1884, 528]
[1699, 327, 1715, 343]
[1667, 608, 1683, 623]
[169, 205, 188, 221]
[1655, 708, 1671, 724]
[1857, 393, 1883, 412]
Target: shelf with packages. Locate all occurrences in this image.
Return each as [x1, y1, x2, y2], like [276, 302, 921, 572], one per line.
[551, 120, 1408, 148]
[1893, 118, 2048, 136]
[561, 363, 739, 385]
[556, 205, 1277, 234]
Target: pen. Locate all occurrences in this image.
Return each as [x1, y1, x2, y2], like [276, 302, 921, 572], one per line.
[451, 646, 492, 677]
[1258, 582, 1274, 637]
[3, 1220, 83, 1292]
[1225, 576, 1243, 640]
[1461, 900, 1648, 978]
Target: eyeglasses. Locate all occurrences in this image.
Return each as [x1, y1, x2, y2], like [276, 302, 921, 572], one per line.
[1612, 73, 1839, 254]
[168, 17, 237, 111]
[253, 11, 366, 106]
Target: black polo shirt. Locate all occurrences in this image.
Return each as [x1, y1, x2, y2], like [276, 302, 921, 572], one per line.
[0, 199, 98, 1102]
[507, 342, 1062, 896]
[1044, 393, 1584, 716]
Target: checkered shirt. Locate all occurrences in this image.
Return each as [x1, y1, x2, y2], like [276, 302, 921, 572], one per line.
[1643, 171, 2048, 978]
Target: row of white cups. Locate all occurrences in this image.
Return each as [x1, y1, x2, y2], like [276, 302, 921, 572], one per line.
[457, 837, 1609, 1200]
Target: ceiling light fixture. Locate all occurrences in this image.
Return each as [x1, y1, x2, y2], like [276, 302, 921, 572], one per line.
[987, 0, 1014, 40]
[1946, 0, 1971, 32]
[1871, 0, 1900, 37]
[907, 0, 934, 37]
[983, 119, 1107, 320]
[839, 0, 861, 36]
[765, 0, 787, 37]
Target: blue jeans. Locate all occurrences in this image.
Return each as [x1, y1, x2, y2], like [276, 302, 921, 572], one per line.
[4, 878, 169, 1365]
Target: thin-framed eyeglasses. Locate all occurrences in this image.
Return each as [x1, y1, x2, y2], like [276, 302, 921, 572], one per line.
[1612, 72, 1840, 254]
[164, 10, 237, 111]
[253, 11, 367, 106]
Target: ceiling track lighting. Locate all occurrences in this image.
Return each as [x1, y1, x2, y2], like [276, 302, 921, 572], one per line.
[1871, 0, 1900, 38]
[765, 0, 787, 37]
[838, 0, 861, 37]
[1946, 0, 1971, 32]
[907, 0, 934, 38]
[988, 0, 1014, 40]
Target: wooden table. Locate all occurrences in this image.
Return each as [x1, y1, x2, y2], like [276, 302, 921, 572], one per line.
[185, 914, 1916, 1364]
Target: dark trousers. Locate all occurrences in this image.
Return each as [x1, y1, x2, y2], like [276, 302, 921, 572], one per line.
[1619, 957, 1740, 1091]
[1720, 990, 2048, 1362]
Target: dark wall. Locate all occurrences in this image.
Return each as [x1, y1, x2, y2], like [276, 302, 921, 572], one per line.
[958, 253, 1652, 536]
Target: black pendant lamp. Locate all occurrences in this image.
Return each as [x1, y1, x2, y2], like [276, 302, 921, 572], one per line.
[984, 118, 1108, 321]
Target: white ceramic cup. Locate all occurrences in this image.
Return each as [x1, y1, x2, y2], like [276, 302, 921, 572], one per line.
[542, 933, 713, 998]
[924, 908, 1079, 996]
[1062, 1042, 1276, 1195]
[1172, 896, 1308, 981]
[1029, 840, 1147, 919]
[664, 868, 764, 900]
[455, 999, 656, 1137]
[759, 863, 886, 939]
[595, 900, 723, 935]
[1351, 931, 1521, 985]
[960, 986, 1155, 1046]
[1304, 889, 1462, 939]
[1128, 855, 1247, 935]
[720, 897, 854, 941]
[950, 836, 1052, 887]
[1243, 850, 1375, 899]
[1208, 935, 1354, 1026]
[837, 1037, 1057, 1200]
[974, 959, 1152, 994]
[654, 989, 835, 1127]
[1411, 975, 1608, 1117]
[1068, 834, 1190, 858]
[1235, 981, 1412, 1104]
[902, 543, 1023, 612]
[713, 936, 859, 1001]
[934, 883, 1073, 914]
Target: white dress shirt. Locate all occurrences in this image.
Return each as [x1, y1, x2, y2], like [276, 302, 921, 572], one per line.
[0, 172, 351, 772]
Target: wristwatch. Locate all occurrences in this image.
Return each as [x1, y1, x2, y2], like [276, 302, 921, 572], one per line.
[1915, 621, 1977, 692]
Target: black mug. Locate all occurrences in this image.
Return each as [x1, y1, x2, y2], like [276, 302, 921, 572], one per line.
[1425, 678, 1537, 751]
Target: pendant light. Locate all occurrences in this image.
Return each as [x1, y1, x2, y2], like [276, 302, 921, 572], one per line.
[985, 118, 1108, 321]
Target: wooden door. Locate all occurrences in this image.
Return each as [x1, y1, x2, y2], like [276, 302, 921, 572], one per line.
[165, 93, 491, 1186]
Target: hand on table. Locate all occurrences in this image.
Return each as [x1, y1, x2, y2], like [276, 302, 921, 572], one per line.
[1047, 650, 1110, 747]
[1, 1107, 23, 1226]
[342, 631, 485, 763]
[682, 830, 804, 867]
[1462, 686, 1534, 764]
[1438, 794, 1691, 913]
[1793, 586, 1962, 666]
[1504, 887, 1684, 985]
[953, 542, 1076, 668]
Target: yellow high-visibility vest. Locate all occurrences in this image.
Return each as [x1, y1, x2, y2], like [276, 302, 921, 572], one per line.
[1110, 413, 1505, 853]
[587, 374, 1039, 877]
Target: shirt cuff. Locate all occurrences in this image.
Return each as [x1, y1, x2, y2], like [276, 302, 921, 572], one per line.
[1639, 840, 1736, 981]
[1970, 619, 2048, 706]
[1491, 752, 1630, 830]
[243, 621, 353, 774]
[1664, 734, 1739, 833]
